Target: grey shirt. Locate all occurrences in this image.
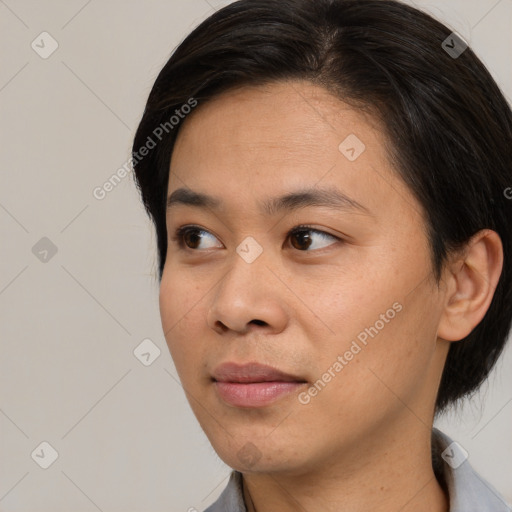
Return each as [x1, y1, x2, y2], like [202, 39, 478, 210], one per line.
[204, 428, 510, 511]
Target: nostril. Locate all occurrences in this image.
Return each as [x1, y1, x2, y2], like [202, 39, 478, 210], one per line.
[250, 319, 267, 326]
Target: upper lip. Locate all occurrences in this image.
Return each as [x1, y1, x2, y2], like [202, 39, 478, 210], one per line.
[212, 362, 306, 383]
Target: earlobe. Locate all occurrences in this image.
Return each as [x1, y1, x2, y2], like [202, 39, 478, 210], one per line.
[437, 229, 503, 342]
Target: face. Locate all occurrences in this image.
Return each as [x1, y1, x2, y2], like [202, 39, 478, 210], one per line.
[160, 81, 450, 476]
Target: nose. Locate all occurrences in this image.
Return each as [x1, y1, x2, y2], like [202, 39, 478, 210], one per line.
[206, 249, 288, 335]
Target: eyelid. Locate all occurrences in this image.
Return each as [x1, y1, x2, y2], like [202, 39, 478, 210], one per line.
[289, 224, 339, 239]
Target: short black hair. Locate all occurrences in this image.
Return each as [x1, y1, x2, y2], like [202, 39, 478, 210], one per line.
[132, 0, 512, 414]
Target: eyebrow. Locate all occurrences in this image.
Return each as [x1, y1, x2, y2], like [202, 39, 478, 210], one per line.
[166, 186, 372, 216]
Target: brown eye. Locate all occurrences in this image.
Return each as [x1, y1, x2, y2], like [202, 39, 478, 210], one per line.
[290, 229, 313, 250]
[173, 226, 222, 250]
[182, 228, 202, 249]
[288, 226, 339, 251]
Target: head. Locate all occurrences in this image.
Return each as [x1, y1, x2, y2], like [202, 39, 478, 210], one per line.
[132, 0, 512, 474]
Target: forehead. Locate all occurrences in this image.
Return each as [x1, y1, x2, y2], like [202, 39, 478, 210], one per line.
[168, 80, 419, 223]
[173, 81, 382, 162]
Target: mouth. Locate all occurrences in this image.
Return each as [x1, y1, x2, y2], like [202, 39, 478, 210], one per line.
[211, 362, 308, 408]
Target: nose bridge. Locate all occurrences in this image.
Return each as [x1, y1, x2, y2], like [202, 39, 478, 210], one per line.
[216, 241, 267, 305]
[207, 240, 287, 333]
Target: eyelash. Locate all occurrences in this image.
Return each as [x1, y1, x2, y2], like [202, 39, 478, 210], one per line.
[170, 224, 341, 252]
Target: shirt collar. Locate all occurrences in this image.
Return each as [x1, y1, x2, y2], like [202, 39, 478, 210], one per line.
[432, 427, 510, 511]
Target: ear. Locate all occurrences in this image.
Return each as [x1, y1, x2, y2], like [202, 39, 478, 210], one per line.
[437, 229, 503, 342]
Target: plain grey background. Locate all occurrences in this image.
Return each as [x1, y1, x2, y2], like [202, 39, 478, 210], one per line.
[0, 0, 511, 510]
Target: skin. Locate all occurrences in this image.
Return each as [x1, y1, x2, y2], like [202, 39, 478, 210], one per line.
[159, 81, 503, 512]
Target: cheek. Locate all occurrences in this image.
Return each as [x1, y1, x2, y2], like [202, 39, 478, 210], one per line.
[159, 269, 209, 371]
[297, 305, 430, 437]
[340, 294, 436, 402]
[159, 263, 208, 325]
[305, 261, 436, 390]
[300, 264, 398, 341]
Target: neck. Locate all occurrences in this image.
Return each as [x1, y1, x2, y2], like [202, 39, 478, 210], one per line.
[241, 426, 449, 512]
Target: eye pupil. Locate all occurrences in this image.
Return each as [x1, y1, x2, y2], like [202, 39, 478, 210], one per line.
[185, 229, 201, 249]
[291, 230, 312, 250]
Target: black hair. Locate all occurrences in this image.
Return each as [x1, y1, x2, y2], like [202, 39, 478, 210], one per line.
[132, 0, 512, 414]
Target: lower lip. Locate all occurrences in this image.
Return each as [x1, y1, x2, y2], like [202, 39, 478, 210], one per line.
[214, 381, 306, 407]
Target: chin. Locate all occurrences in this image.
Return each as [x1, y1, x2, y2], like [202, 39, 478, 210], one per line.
[209, 434, 311, 476]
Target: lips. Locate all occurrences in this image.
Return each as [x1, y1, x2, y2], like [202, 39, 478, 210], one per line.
[211, 362, 307, 408]
[212, 362, 306, 384]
